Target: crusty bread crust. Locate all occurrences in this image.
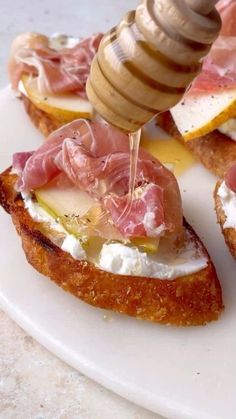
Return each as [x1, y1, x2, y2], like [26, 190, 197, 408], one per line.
[214, 181, 236, 259]
[157, 112, 236, 178]
[0, 168, 223, 326]
[21, 94, 62, 137]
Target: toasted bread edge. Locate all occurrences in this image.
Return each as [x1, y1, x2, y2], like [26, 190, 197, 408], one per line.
[214, 181, 236, 259]
[157, 112, 236, 178]
[21, 94, 62, 137]
[0, 168, 223, 326]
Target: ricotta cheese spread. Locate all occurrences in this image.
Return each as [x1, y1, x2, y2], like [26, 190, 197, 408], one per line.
[22, 193, 208, 280]
[98, 240, 208, 280]
[49, 34, 80, 50]
[217, 181, 236, 229]
[61, 234, 86, 260]
[22, 192, 85, 260]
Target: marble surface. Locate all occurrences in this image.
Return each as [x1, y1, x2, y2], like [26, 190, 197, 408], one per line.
[0, 0, 163, 418]
[0, 311, 161, 419]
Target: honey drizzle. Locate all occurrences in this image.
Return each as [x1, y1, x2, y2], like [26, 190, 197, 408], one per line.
[115, 125, 195, 227]
[116, 129, 141, 223]
[128, 129, 141, 202]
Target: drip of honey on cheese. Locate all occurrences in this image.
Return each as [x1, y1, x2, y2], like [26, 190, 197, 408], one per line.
[126, 123, 194, 216]
[141, 127, 195, 177]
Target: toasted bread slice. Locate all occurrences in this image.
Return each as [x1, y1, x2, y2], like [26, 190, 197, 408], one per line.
[214, 181, 236, 259]
[0, 167, 223, 326]
[157, 112, 236, 178]
[21, 94, 62, 137]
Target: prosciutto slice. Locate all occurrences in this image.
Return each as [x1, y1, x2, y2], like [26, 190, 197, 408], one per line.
[13, 120, 183, 240]
[8, 32, 102, 98]
[105, 184, 166, 238]
[12, 151, 33, 174]
[225, 163, 236, 192]
[187, 0, 236, 94]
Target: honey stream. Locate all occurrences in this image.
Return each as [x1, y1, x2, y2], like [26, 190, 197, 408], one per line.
[116, 129, 141, 223]
[119, 125, 195, 224]
[128, 129, 141, 202]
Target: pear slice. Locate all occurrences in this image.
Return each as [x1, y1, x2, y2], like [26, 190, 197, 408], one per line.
[171, 89, 236, 141]
[35, 175, 160, 253]
[34, 176, 122, 241]
[35, 175, 95, 236]
[21, 75, 93, 122]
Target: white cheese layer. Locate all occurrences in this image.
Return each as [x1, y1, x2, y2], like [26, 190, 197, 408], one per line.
[61, 234, 86, 260]
[49, 34, 80, 50]
[218, 118, 236, 141]
[217, 181, 236, 229]
[22, 193, 85, 260]
[98, 240, 208, 280]
[22, 192, 64, 231]
[22, 194, 208, 280]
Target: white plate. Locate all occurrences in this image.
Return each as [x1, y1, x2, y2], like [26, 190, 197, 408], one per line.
[0, 86, 236, 419]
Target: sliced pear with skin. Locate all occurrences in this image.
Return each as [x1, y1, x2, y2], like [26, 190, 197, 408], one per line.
[35, 175, 95, 237]
[34, 175, 160, 253]
[35, 180, 108, 256]
[21, 75, 93, 122]
[171, 89, 236, 141]
[34, 176, 122, 241]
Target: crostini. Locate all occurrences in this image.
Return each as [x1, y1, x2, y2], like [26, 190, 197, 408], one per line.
[8, 32, 102, 136]
[157, 0, 236, 178]
[0, 119, 223, 326]
[215, 163, 236, 259]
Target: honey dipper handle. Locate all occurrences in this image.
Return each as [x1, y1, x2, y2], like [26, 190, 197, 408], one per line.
[187, 0, 219, 15]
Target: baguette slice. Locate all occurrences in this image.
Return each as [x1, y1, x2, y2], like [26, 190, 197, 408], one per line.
[157, 112, 236, 178]
[0, 168, 223, 326]
[21, 94, 62, 137]
[214, 180, 236, 259]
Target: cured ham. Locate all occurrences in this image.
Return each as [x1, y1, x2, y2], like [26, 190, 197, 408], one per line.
[104, 184, 166, 238]
[188, 0, 236, 94]
[12, 151, 33, 174]
[14, 120, 132, 190]
[8, 32, 102, 98]
[225, 163, 236, 193]
[217, 0, 236, 37]
[13, 119, 183, 240]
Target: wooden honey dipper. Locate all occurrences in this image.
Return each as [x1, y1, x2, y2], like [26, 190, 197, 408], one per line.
[86, 0, 221, 132]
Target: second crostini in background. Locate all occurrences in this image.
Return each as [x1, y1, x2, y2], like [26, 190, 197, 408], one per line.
[8, 32, 102, 135]
[157, 0, 236, 178]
